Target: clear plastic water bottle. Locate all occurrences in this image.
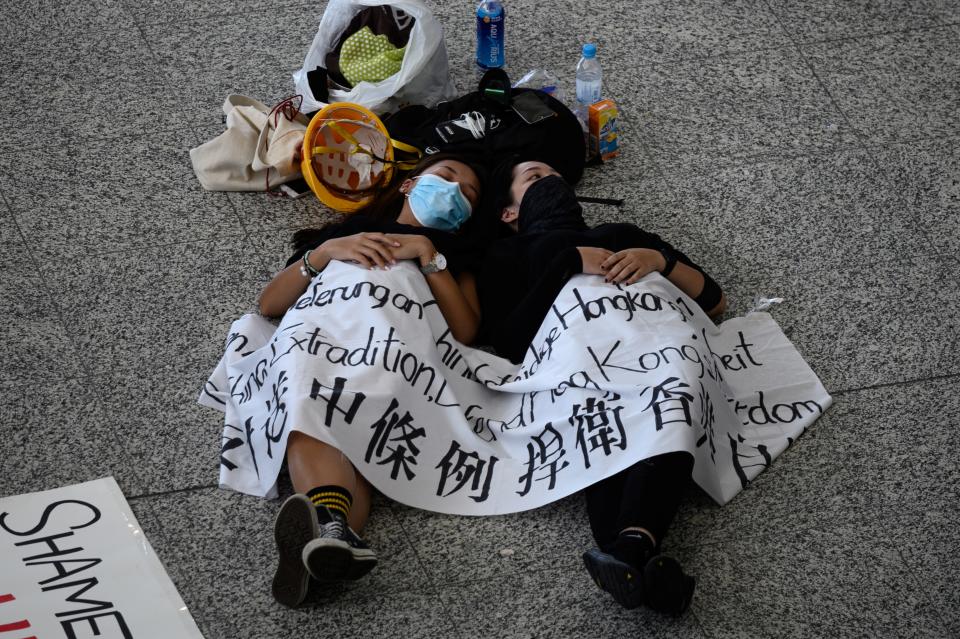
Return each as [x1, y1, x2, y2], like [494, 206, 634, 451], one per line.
[576, 43, 602, 110]
[476, 0, 505, 69]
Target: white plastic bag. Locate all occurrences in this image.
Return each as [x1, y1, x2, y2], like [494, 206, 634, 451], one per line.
[293, 0, 456, 115]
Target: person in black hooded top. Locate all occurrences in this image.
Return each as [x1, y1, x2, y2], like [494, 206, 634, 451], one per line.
[476, 159, 725, 617]
[477, 160, 725, 364]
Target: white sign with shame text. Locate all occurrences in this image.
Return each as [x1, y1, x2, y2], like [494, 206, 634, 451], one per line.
[0, 477, 204, 638]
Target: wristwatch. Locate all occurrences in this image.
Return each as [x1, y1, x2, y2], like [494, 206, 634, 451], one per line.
[419, 251, 448, 275]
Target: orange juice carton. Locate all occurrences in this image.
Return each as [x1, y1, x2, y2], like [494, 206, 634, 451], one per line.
[588, 99, 620, 162]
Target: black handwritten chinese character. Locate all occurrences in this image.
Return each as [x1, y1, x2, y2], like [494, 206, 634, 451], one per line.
[642, 377, 694, 430]
[697, 382, 718, 463]
[310, 376, 366, 427]
[220, 423, 244, 471]
[435, 441, 499, 502]
[571, 397, 627, 468]
[365, 399, 425, 481]
[728, 433, 772, 488]
[244, 416, 260, 478]
[262, 370, 289, 459]
[517, 423, 569, 496]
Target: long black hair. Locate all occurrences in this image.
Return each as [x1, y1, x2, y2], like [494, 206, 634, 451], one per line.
[291, 152, 488, 255]
[490, 154, 521, 212]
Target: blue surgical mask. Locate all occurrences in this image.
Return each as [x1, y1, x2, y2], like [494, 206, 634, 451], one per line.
[407, 173, 472, 232]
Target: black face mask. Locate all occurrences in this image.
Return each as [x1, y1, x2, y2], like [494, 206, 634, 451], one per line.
[517, 175, 588, 234]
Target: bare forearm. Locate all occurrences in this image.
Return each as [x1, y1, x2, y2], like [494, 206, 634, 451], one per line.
[665, 262, 704, 301]
[259, 249, 330, 318]
[423, 270, 480, 344]
[260, 232, 403, 317]
[598, 247, 725, 319]
[706, 293, 727, 318]
[667, 263, 726, 318]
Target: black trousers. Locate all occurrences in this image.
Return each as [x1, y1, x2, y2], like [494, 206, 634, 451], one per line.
[584, 451, 694, 551]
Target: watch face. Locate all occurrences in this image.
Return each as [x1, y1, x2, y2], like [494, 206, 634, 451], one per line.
[434, 252, 447, 271]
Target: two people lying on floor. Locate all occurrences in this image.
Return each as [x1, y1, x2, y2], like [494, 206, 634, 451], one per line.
[260, 153, 725, 617]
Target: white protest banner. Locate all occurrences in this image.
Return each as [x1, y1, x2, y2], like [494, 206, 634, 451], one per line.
[0, 477, 204, 638]
[201, 261, 831, 513]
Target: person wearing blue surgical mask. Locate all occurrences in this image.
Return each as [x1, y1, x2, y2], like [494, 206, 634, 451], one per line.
[402, 173, 473, 232]
[256, 153, 486, 608]
[260, 154, 485, 342]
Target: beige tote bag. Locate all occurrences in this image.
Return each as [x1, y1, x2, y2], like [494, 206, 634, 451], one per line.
[191, 94, 310, 191]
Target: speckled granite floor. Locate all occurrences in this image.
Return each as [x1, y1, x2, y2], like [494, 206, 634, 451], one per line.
[2, 0, 958, 637]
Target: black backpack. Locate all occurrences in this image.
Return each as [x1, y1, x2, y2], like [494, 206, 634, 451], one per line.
[382, 72, 586, 185]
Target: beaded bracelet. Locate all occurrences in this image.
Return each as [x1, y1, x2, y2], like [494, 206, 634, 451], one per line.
[300, 250, 321, 278]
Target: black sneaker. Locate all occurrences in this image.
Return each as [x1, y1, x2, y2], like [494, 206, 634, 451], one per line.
[613, 529, 655, 561]
[582, 548, 696, 616]
[643, 554, 696, 617]
[272, 494, 319, 608]
[301, 506, 377, 582]
[583, 548, 646, 609]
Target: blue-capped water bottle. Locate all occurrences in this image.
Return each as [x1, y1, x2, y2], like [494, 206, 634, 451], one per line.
[576, 43, 602, 108]
[575, 42, 602, 134]
[476, 0, 505, 69]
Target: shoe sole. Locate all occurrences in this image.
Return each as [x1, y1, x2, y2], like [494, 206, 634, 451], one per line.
[582, 548, 645, 609]
[303, 539, 378, 583]
[272, 495, 318, 608]
[644, 556, 696, 617]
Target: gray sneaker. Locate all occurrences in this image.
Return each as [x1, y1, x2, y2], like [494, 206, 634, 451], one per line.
[302, 505, 378, 582]
[272, 494, 319, 608]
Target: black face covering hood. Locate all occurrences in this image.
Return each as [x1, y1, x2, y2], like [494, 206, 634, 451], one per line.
[517, 175, 588, 234]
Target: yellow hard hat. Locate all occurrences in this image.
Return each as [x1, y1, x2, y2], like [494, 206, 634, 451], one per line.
[301, 102, 421, 212]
